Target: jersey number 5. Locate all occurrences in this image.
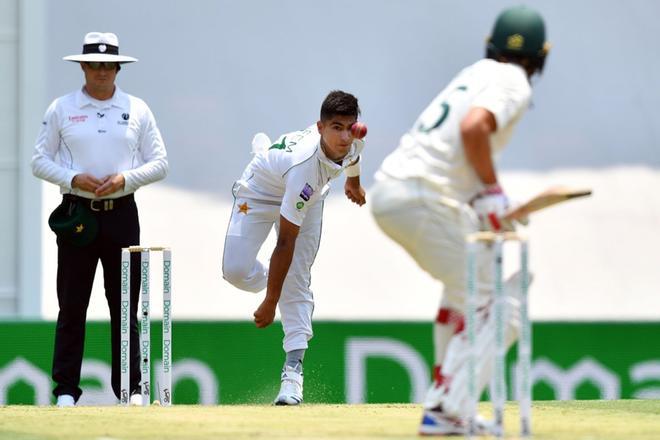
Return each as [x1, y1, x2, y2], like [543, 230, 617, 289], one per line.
[417, 85, 468, 133]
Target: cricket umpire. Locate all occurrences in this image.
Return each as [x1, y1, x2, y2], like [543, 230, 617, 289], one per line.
[31, 32, 168, 407]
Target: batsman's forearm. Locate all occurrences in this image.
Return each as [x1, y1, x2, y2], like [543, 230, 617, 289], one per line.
[463, 134, 498, 186]
[461, 109, 498, 186]
[265, 241, 296, 304]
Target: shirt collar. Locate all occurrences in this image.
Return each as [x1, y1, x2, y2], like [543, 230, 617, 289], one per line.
[75, 86, 130, 110]
[317, 140, 356, 169]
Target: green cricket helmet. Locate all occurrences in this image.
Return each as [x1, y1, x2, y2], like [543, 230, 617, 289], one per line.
[486, 5, 550, 73]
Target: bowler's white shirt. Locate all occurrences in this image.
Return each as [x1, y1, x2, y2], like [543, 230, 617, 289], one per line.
[32, 87, 168, 198]
[234, 125, 364, 226]
[376, 59, 531, 202]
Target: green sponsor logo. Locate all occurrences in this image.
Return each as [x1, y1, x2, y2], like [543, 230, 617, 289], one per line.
[0, 322, 658, 404]
[296, 201, 304, 209]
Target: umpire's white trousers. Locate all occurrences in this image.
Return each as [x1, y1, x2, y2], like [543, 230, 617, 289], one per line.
[222, 196, 323, 353]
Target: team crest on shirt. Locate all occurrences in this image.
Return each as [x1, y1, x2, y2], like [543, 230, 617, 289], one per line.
[299, 183, 314, 201]
[117, 113, 130, 125]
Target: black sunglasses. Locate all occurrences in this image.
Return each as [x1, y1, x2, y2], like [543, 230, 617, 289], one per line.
[84, 61, 118, 70]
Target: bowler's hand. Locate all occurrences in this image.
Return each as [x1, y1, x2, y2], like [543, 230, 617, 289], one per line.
[344, 178, 366, 206]
[72, 173, 103, 192]
[253, 298, 277, 328]
[95, 173, 126, 197]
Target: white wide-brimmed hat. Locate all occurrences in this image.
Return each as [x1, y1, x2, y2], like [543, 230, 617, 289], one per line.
[63, 32, 138, 64]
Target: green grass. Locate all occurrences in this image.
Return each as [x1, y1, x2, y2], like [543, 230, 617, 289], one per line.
[1, 401, 659, 439]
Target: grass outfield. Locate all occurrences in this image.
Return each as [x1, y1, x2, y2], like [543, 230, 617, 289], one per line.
[1, 401, 659, 439]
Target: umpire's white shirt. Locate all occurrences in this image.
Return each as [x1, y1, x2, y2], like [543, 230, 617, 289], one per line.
[234, 125, 364, 225]
[32, 87, 168, 198]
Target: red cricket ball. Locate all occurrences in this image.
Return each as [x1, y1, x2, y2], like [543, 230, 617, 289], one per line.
[351, 122, 368, 139]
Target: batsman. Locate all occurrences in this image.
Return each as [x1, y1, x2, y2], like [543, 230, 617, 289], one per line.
[222, 91, 366, 405]
[370, 6, 550, 436]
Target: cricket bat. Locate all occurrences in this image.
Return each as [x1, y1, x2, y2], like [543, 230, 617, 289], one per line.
[503, 186, 592, 221]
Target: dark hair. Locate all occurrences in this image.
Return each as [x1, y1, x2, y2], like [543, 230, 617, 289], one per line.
[486, 48, 546, 76]
[320, 90, 360, 121]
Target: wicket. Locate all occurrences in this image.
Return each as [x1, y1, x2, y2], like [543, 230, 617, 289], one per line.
[466, 231, 531, 438]
[120, 246, 173, 406]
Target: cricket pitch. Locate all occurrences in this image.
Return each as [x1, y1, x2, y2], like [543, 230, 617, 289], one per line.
[1, 401, 659, 439]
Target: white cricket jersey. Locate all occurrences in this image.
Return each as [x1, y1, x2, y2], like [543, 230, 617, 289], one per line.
[31, 87, 168, 198]
[376, 59, 531, 202]
[234, 125, 364, 226]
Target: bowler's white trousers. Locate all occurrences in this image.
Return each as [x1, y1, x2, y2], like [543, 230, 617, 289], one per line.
[222, 196, 323, 353]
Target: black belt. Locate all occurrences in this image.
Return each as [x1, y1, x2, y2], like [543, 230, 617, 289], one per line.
[63, 194, 135, 212]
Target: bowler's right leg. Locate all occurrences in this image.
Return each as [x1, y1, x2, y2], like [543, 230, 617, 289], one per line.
[222, 197, 277, 292]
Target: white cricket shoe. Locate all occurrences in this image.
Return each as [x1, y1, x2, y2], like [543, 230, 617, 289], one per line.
[56, 394, 75, 408]
[129, 393, 143, 406]
[274, 366, 303, 405]
[419, 409, 493, 436]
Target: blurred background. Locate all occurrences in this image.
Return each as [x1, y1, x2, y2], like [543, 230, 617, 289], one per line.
[0, 0, 658, 405]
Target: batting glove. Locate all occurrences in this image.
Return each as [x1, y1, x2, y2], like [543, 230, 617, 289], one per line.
[470, 184, 509, 232]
